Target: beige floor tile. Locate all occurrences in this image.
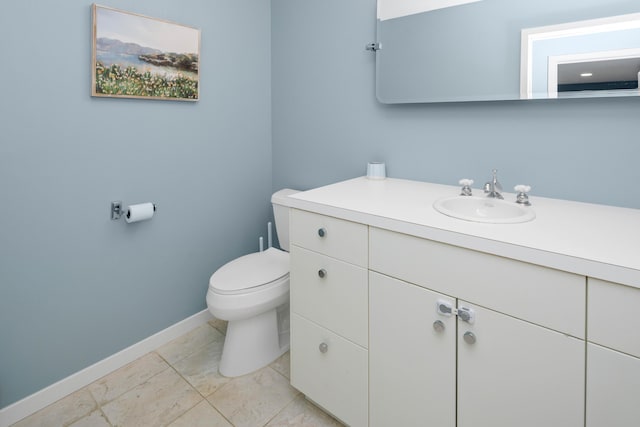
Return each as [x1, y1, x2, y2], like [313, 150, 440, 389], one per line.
[88, 352, 168, 405]
[157, 324, 223, 365]
[269, 351, 291, 380]
[101, 368, 201, 427]
[11, 388, 96, 427]
[207, 367, 300, 427]
[68, 410, 112, 427]
[170, 336, 230, 397]
[266, 395, 344, 427]
[167, 400, 232, 427]
[208, 318, 228, 335]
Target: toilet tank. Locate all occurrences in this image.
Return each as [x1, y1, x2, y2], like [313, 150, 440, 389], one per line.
[271, 188, 299, 252]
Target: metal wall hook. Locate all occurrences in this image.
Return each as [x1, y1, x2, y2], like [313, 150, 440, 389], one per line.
[366, 42, 381, 52]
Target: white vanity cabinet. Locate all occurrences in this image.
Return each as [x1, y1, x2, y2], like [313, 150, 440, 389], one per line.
[284, 177, 640, 427]
[369, 227, 586, 427]
[289, 209, 369, 427]
[586, 278, 640, 426]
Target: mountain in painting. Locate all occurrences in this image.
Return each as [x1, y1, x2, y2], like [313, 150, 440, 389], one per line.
[96, 38, 161, 56]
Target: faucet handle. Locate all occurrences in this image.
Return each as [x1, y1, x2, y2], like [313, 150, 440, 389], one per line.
[491, 169, 503, 192]
[514, 185, 532, 205]
[459, 179, 474, 196]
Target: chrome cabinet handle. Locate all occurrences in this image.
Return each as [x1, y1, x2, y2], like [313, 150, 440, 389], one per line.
[318, 269, 327, 278]
[319, 342, 328, 353]
[463, 331, 477, 344]
[433, 320, 445, 333]
[317, 228, 327, 238]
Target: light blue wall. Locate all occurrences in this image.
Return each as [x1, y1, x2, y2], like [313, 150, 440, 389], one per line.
[272, 0, 640, 209]
[2, 0, 639, 413]
[0, 0, 271, 408]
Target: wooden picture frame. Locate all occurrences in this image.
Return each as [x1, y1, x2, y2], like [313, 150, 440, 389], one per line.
[92, 4, 201, 101]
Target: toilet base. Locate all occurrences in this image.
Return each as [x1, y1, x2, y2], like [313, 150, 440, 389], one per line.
[219, 306, 289, 377]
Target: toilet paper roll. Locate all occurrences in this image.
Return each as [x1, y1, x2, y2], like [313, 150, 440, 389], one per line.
[367, 162, 386, 180]
[125, 203, 155, 223]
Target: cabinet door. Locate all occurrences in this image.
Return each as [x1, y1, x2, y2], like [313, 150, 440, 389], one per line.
[587, 343, 640, 426]
[369, 272, 456, 427]
[457, 302, 585, 427]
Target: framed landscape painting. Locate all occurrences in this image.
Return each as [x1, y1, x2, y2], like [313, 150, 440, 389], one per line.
[92, 4, 200, 101]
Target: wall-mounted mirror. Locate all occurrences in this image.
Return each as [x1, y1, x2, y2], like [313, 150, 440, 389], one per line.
[376, 0, 640, 103]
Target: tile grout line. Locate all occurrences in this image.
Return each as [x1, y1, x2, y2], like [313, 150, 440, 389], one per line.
[155, 323, 221, 367]
[154, 320, 236, 426]
[261, 388, 302, 427]
[159, 356, 214, 426]
[193, 319, 237, 422]
[59, 391, 98, 427]
[269, 365, 291, 383]
[203, 399, 235, 427]
[96, 405, 114, 427]
[159, 346, 237, 427]
[84, 390, 102, 427]
[93, 360, 173, 409]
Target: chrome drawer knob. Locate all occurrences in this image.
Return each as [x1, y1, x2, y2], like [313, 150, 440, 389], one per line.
[433, 320, 445, 333]
[319, 342, 328, 353]
[463, 331, 477, 345]
[318, 228, 327, 238]
[318, 269, 327, 278]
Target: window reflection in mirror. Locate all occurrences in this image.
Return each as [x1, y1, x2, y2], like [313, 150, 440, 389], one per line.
[521, 13, 640, 99]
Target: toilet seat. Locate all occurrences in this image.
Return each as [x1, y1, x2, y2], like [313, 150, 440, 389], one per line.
[210, 274, 289, 296]
[209, 247, 289, 294]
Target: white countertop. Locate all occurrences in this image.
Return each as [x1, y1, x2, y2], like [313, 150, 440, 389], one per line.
[283, 177, 640, 289]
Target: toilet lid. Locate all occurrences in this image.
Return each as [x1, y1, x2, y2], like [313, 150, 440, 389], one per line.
[209, 247, 289, 292]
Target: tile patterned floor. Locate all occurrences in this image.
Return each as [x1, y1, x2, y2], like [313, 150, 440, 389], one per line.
[12, 319, 344, 427]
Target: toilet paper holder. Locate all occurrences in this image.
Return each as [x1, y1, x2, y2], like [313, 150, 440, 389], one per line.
[111, 201, 156, 220]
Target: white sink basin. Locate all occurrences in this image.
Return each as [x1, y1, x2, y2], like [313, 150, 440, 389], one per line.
[433, 196, 535, 224]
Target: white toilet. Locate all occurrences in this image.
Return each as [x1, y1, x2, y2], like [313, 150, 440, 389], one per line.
[206, 188, 298, 377]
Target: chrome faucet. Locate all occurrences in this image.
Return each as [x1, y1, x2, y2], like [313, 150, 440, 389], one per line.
[484, 169, 504, 199]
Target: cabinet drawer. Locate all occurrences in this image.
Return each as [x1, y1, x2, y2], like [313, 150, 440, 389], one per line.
[370, 227, 586, 338]
[290, 209, 368, 267]
[290, 245, 368, 347]
[290, 313, 368, 427]
[588, 278, 640, 357]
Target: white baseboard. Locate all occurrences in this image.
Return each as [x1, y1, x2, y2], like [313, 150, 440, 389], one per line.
[0, 309, 213, 427]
